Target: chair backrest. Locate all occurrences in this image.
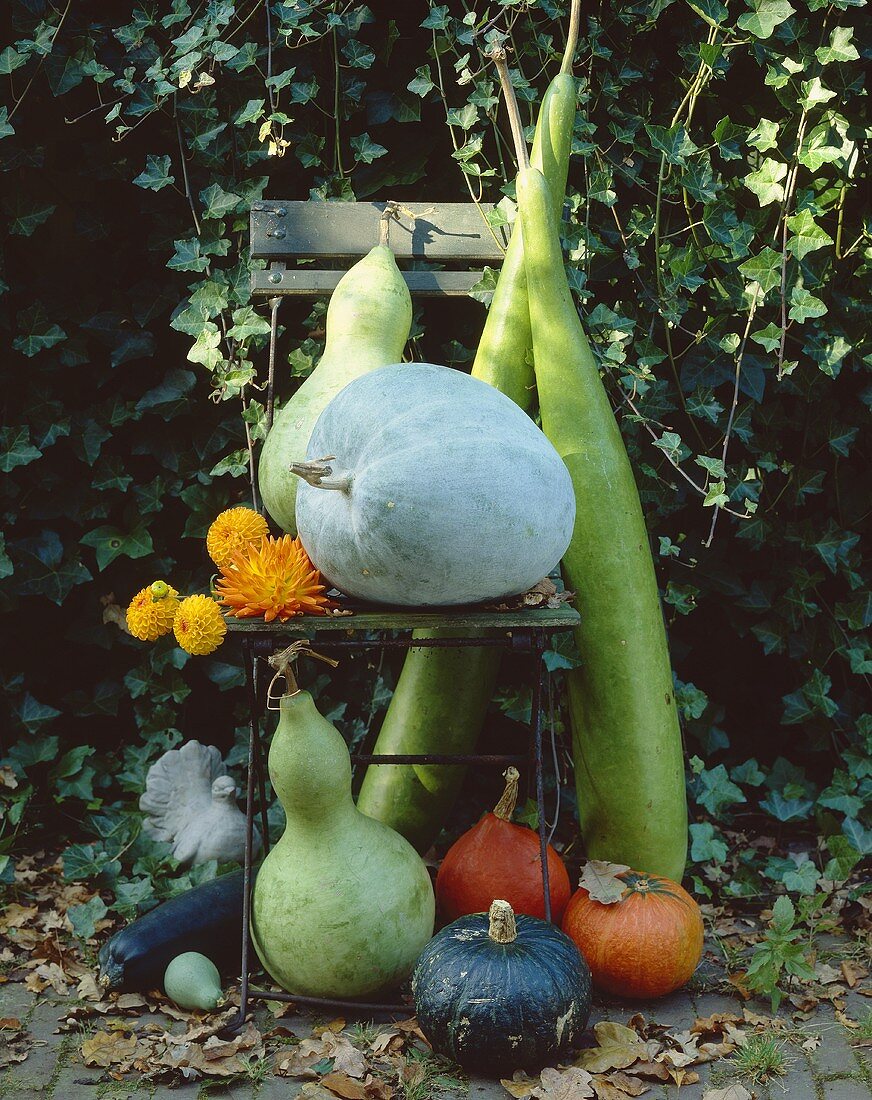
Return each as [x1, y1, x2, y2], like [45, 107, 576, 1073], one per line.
[249, 200, 506, 297]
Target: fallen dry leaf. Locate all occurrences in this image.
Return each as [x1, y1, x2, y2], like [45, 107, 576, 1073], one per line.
[577, 861, 631, 904]
[534, 1066, 595, 1100]
[0, 1017, 22, 1030]
[592, 1070, 651, 1098]
[275, 1030, 368, 1080]
[577, 1023, 649, 1073]
[629, 1061, 670, 1081]
[815, 962, 844, 985]
[501, 1071, 541, 1097]
[0, 1032, 31, 1069]
[321, 1072, 370, 1099]
[841, 960, 868, 988]
[692, 1013, 744, 1034]
[701, 1085, 752, 1100]
[81, 1029, 139, 1067]
[802, 1035, 822, 1052]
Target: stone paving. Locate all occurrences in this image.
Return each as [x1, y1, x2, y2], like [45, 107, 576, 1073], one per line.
[1, 948, 869, 1100]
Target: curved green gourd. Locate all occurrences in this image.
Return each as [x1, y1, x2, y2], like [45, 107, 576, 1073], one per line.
[516, 160, 687, 880]
[258, 243, 412, 534]
[357, 48, 577, 850]
[251, 684, 435, 998]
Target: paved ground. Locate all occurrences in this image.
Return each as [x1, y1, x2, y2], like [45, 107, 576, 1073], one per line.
[1, 948, 869, 1100]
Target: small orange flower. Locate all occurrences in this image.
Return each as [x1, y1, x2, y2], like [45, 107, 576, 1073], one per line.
[173, 594, 227, 655]
[126, 582, 180, 641]
[206, 507, 270, 569]
[215, 535, 334, 622]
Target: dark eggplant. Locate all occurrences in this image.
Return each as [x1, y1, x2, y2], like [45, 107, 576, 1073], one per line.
[98, 869, 255, 991]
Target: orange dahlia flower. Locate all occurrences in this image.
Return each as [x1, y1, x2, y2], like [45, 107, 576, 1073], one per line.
[215, 535, 334, 621]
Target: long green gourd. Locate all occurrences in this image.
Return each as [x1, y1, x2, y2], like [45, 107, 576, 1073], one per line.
[494, 50, 688, 880]
[355, 6, 580, 851]
[251, 654, 435, 998]
[258, 231, 412, 534]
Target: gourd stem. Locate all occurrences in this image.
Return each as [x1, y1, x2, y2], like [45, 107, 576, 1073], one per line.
[267, 641, 339, 701]
[560, 0, 581, 77]
[290, 457, 353, 493]
[493, 766, 520, 821]
[379, 200, 399, 247]
[488, 47, 530, 172]
[488, 899, 518, 944]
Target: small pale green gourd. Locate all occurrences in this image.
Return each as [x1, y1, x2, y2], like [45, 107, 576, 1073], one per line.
[258, 240, 412, 534]
[251, 662, 435, 998]
[163, 951, 224, 1011]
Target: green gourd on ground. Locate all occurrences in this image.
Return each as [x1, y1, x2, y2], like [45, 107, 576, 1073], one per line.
[356, 4, 580, 849]
[163, 952, 224, 1011]
[494, 50, 688, 880]
[251, 651, 435, 998]
[258, 230, 412, 534]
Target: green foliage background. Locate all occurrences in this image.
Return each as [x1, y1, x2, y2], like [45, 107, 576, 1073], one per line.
[1, 0, 868, 904]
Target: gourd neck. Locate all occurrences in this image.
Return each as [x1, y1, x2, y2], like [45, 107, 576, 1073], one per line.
[270, 690, 355, 830]
[488, 900, 518, 944]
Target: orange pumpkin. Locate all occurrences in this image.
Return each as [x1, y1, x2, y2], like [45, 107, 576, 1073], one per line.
[436, 768, 571, 923]
[561, 869, 704, 998]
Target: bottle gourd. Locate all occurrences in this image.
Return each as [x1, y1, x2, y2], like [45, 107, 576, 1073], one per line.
[258, 236, 412, 535]
[251, 661, 435, 998]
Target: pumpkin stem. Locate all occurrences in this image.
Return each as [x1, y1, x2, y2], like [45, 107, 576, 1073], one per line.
[290, 456, 352, 493]
[488, 899, 518, 944]
[493, 766, 520, 821]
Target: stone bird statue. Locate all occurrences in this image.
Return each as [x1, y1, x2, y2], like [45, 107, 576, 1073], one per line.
[140, 740, 261, 866]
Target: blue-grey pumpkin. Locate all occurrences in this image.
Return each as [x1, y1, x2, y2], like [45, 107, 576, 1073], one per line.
[291, 363, 576, 607]
[411, 900, 592, 1075]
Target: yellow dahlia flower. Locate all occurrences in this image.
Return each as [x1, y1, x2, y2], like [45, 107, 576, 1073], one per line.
[126, 582, 180, 641]
[206, 507, 270, 569]
[173, 594, 227, 655]
[215, 535, 334, 622]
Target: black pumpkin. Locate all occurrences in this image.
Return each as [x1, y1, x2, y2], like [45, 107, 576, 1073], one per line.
[411, 899, 592, 1075]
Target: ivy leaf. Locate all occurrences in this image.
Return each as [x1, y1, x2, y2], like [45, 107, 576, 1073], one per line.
[785, 210, 833, 260]
[168, 238, 210, 272]
[686, 0, 728, 26]
[747, 118, 779, 151]
[645, 123, 698, 165]
[226, 306, 271, 341]
[0, 47, 28, 74]
[199, 183, 241, 219]
[350, 132, 387, 164]
[744, 158, 787, 205]
[407, 65, 434, 96]
[234, 98, 265, 125]
[703, 480, 729, 507]
[186, 325, 223, 370]
[0, 105, 14, 140]
[14, 529, 92, 604]
[738, 247, 782, 293]
[13, 304, 67, 356]
[815, 26, 859, 64]
[1, 426, 42, 472]
[760, 790, 814, 820]
[577, 860, 631, 903]
[80, 525, 154, 571]
[694, 764, 746, 815]
[813, 524, 859, 572]
[342, 40, 375, 68]
[737, 0, 795, 38]
[5, 196, 56, 236]
[842, 818, 872, 856]
[133, 154, 174, 191]
[18, 693, 61, 734]
[788, 288, 827, 322]
[136, 368, 197, 416]
[690, 822, 728, 862]
[751, 323, 783, 352]
[799, 77, 837, 109]
[68, 895, 109, 941]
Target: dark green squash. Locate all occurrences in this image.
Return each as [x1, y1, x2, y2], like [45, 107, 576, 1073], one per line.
[411, 900, 592, 1075]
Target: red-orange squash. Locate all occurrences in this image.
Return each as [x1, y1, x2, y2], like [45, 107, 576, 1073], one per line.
[435, 768, 571, 923]
[561, 869, 704, 998]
